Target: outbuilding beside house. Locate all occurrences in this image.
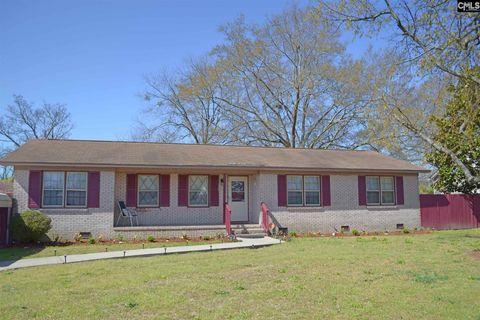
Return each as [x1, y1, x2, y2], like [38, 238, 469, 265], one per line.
[0, 139, 428, 240]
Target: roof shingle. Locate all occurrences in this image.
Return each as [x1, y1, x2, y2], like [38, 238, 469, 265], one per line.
[0, 139, 428, 173]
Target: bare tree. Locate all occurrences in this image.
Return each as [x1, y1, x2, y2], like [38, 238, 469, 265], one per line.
[323, 0, 480, 85]
[140, 6, 370, 149]
[356, 50, 451, 162]
[0, 95, 73, 178]
[212, 7, 370, 148]
[140, 58, 236, 144]
[323, 0, 480, 184]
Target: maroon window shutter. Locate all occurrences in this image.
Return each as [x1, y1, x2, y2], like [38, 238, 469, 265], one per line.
[277, 175, 287, 207]
[358, 176, 367, 206]
[396, 176, 404, 205]
[321, 175, 331, 206]
[126, 174, 137, 207]
[28, 171, 42, 208]
[160, 174, 170, 207]
[178, 175, 188, 206]
[209, 175, 219, 207]
[87, 172, 100, 208]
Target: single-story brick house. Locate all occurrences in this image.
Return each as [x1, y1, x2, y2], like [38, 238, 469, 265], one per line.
[0, 139, 427, 240]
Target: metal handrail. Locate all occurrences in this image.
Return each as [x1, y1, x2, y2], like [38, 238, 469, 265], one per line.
[260, 202, 270, 234]
[224, 203, 232, 235]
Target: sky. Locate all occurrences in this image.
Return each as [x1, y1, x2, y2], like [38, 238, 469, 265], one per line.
[0, 0, 376, 141]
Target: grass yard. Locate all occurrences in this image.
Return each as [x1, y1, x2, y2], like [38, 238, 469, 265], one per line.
[1, 230, 480, 320]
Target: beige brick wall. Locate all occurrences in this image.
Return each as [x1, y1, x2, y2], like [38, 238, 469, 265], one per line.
[13, 168, 421, 240]
[257, 173, 421, 233]
[114, 173, 225, 226]
[14, 169, 116, 240]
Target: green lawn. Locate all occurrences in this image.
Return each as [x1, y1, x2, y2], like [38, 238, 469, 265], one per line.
[0, 239, 224, 261]
[1, 230, 480, 320]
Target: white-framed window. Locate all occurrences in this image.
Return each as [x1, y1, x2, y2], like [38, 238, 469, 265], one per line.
[66, 172, 87, 207]
[381, 176, 395, 204]
[366, 176, 395, 205]
[304, 176, 321, 206]
[189, 175, 208, 206]
[287, 175, 321, 206]
[138, 175, 159, 207]
[287, 175, 303, 206]
[43, 171, 65, 207]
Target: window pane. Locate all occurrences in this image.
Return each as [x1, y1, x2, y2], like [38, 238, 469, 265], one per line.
[366, 176, 379, 191]
[189, 176, 208, 205]
[189, 191, 208, 205]
[139, 175, 158, 191]
[190, 176, 208, 191]
[43, 172, 64, 189]
[139, 191, 158, 206]
[231, 181, 244, 192]
[43, 190, 63, 206]
[287, 176, 302, 190]
[382, 191, 395, 204]
[367, 191, 380, 204]
[304, 176, 320, 191]
[66, 190, 86, 206]
[288, 191, 303, 205]
[66, 172, 87, 190]
[305, 191, 320, 205]
[381, 177, 394, 191]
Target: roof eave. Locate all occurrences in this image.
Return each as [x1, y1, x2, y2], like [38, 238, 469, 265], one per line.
[4, 161, 430, 173]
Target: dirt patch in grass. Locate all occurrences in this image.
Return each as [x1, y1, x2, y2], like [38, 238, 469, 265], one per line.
[468, 249, 480, 260]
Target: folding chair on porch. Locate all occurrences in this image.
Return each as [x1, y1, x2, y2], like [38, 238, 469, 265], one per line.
[116, 201, 139, 227]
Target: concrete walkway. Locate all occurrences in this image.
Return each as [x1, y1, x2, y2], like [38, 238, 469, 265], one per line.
[0, 236, 282, 271]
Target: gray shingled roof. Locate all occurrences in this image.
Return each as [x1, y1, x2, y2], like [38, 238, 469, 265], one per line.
[0, 139, 428, 173]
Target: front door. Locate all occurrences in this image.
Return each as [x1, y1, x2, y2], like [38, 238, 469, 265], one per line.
[229, 176, 248, 222]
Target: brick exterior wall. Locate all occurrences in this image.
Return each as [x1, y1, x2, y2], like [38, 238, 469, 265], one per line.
[13, 168, 421, 240]
[114, 173, 225, 226]
[257, 173, 421, 233]
[14, 169, 116, 240]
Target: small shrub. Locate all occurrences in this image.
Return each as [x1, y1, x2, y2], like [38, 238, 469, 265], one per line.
[288, 231, 298, 237]
[115, 234, 125, 242]
[11, 210, 52, 243]
[147, 235, 156, 242]
[351, 229, 360, 236]
[403, 228, 410, 234]
[181, 233, 189, 240]
[202, 235, 211, 241]
[73, 232, 83, 242]
[88, 237, 96, 244]
[50, 233, 61, 244]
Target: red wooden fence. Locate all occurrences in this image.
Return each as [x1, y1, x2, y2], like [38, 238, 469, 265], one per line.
[420, 194, 480, 230]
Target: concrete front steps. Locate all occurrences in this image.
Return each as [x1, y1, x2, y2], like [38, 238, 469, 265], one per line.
[231, 224, 267, 238]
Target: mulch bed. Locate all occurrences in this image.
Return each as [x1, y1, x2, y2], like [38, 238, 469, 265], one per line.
[292, 229, 433, 238]
[7, 236, 233, 249]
